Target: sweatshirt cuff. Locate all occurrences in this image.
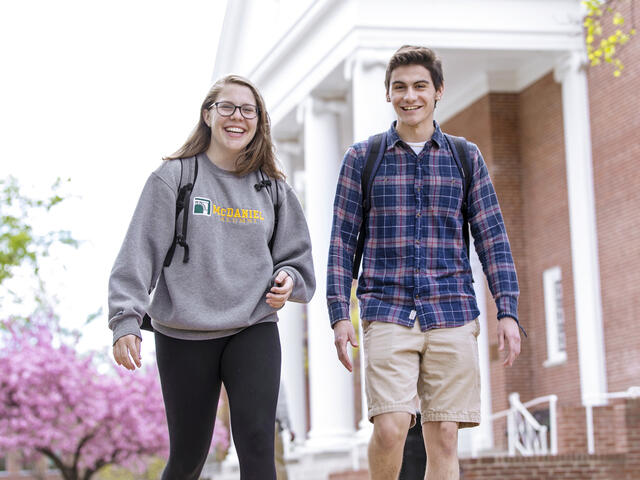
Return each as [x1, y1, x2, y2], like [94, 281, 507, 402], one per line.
[328, 301, 350, 327]
[277, 268, 296, 288]
[112, 316, 142, 346]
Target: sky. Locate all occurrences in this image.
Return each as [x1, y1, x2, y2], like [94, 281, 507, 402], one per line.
[0, 0, 227, 359]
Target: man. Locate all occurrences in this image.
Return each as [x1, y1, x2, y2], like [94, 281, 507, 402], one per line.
[326, 45, 522, 480]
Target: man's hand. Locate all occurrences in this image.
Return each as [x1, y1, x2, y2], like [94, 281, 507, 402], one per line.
[113, 334, 142, 371]
[333, 319, 358, 372]
[266, 271, 293, 308]
[497, 317, 521, 367]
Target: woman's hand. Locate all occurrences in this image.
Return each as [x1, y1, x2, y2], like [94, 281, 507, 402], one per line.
[113, 334, 142, 371]
[266, 271, 293, 309]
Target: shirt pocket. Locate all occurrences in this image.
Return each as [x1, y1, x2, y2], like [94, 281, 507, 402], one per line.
[370, 163, 400, 211]
[423, 175, 463, 218]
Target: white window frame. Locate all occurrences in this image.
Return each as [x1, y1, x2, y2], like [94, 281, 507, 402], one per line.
[543, 266, 567, 367]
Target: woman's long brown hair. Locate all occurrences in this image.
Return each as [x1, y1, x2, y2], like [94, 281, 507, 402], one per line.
[165, 74, 284, 180]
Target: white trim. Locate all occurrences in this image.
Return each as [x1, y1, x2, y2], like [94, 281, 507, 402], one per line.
[543, 266, 568, 366]
[543, 354, 568, 368]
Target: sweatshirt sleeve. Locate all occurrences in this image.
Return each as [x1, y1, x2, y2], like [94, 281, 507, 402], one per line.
[108, 172, 177, 345]
[270, 181, 316, 303]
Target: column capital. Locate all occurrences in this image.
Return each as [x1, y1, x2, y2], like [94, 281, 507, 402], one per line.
[553, 50, 587, 83]
[296, 96, 347, 123]
[343, 49, 390, 81]
[312, 97, 348, 116]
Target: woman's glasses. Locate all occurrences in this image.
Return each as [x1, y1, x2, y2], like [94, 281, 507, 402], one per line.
[211, 102, 259, 120]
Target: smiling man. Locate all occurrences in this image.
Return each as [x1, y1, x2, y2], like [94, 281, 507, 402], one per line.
[327, 46, 522, 480]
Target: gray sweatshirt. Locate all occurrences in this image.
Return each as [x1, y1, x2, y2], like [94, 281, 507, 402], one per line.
[108, 154, 315, 344]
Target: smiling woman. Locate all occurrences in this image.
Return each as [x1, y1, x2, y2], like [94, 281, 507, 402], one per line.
[107, 73, 315, 480]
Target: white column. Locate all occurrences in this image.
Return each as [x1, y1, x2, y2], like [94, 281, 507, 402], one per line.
[554, 52, 607, 406]
[347, 54, 396, 437]
[347, 54, 396, 143]
[302, 96, 356, 450]
[465, 237, 494, 455]
[276, 141, 308, 441]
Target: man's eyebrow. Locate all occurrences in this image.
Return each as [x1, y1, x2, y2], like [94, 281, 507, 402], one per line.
[391, 79, 431, 85]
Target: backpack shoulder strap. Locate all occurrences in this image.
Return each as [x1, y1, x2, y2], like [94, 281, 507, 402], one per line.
[256, 169, 279, 252]
[352, 132, 386, 279]
[253, 168, 280, 250]
[163, 155, 198, 267]
[142, 156, 198, 332]
[444, 133, 473, 259]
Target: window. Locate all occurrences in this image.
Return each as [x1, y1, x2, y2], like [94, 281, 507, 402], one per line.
[543, 266, 567, 366]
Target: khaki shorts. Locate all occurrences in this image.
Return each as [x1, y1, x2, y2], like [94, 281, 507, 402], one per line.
[363, 319, 481, 429]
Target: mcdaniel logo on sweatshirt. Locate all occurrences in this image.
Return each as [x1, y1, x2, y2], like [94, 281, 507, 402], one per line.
[193, 197, 264, 224]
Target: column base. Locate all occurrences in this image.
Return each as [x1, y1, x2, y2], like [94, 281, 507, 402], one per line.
[303, 429, 356, 453]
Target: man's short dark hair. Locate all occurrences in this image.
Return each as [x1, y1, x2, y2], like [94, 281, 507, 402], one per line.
[385, 45, 444, 93]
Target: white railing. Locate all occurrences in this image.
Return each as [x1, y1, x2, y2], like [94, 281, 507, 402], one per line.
[584, 386, 640, 454]
[490, 393, 558, 456]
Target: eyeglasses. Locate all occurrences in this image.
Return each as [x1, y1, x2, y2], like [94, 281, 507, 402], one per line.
[211, 101, 259, 119]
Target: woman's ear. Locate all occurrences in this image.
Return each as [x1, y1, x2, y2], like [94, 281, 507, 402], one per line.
[202, 109, 211, 127]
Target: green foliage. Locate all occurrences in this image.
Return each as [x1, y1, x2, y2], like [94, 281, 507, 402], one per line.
[96, 457, 166, 480]
[583, 0, 637, 76]
[0, 176, 77, 287]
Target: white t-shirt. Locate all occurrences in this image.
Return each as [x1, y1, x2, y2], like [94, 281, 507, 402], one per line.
[405, 141, 426, 155]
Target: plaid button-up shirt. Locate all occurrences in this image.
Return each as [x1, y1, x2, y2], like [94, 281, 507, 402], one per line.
[327, 121, 519, 330]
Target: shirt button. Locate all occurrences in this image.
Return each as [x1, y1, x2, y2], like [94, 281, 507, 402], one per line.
[414, 293, 420, 299]
[414, 268, 419, 274]
[416, 212, 421, 218]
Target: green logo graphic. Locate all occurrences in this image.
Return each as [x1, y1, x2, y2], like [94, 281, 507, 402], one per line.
[193, 197, 212, 216]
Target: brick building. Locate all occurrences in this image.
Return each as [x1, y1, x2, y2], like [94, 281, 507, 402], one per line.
[5, 1, 637, 479]
[211, 1, 640, 478]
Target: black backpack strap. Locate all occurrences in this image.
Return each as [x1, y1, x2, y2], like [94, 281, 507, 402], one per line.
[444, 134, 473, 260]
[142, 156, 198, 332]
[352, 132, 387, 279]
[255, 169, 279, 252]
[163, 156, 199, 267]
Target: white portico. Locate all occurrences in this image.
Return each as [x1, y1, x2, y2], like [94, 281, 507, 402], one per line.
[211, 1, 605, 477]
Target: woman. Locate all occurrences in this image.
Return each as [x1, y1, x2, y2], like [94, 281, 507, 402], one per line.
[108, 75, 315, 480]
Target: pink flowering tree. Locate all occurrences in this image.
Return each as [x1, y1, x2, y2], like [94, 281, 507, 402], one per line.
[0, 313, 229, 480]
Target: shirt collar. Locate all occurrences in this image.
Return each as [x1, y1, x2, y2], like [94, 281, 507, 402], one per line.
[385, 120, 445, 150]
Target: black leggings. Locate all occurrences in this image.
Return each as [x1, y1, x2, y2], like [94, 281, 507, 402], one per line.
[155, 322, 281, 480]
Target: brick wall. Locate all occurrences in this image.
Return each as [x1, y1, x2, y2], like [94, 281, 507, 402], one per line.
[442, 83, 574, 440]
[587, 0, 640, 394]
[517, 73, 582, 407]
[460, 453, 628, 480]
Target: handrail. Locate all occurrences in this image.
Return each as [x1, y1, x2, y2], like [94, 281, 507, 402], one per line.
[510, 393, 544, 430]
[490, 392, 558, 456]
[584, 386, 640, 454]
